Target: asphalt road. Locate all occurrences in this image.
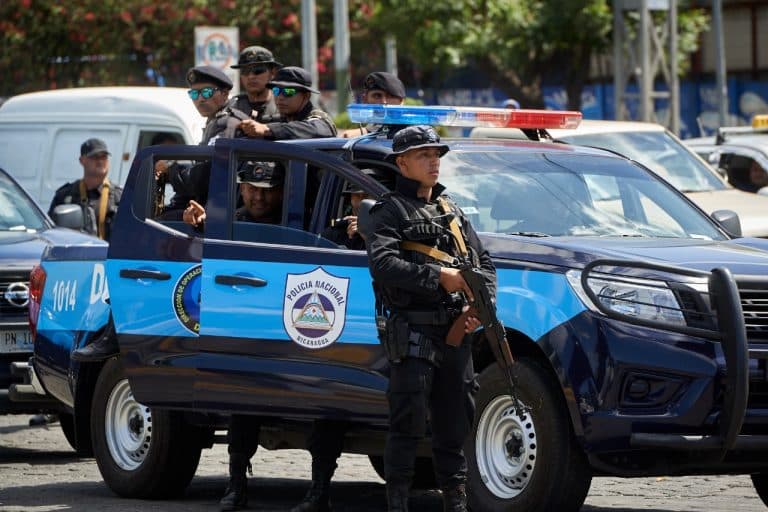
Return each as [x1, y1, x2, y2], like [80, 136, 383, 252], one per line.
[0, 414, 765, 511]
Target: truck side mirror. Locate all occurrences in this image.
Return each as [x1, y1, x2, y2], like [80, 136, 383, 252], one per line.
[357, 198, 377, 240]
[711, 209, 742, 238]
[51, 204, 84, 231]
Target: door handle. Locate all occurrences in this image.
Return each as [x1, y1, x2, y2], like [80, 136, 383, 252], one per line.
[215, 275, 267, 287]
[119, 269, 171, 281]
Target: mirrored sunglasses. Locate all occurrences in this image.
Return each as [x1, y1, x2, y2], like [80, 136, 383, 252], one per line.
[187, 86, 220, 100]
[272, 86, 299, 98]
[241, 66, 269, 76]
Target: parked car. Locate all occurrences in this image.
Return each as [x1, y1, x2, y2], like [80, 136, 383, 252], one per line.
[0, 87, 203, 208]
[685, 115, 768, 193]
[29, 106, 768, 511]
[0, 166, 96, 451]
[472, 119, 768, 237]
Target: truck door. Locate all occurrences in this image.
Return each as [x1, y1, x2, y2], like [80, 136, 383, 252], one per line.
[105, 144, 211, 408]
[196, 139, 390, 423]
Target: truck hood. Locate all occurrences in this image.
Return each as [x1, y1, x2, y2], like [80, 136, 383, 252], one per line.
[0, 228, 106, 268]
[482, 234, 768, 276]
[686, 189, 768, 238]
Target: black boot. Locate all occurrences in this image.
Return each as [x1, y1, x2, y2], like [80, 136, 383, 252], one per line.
[219, 453, 249, 511]
[71, 336, 118, 362]
[441, 483, 467, 512]
[386, 482, 410, 512]
[289, 466, 332, 512]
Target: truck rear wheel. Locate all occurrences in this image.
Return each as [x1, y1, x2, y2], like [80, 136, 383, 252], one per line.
[466, 358, 591, 512]
[752, 473, 768, 507]
[90, 357, 201, 498]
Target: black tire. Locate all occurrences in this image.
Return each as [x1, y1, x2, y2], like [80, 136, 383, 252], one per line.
[752, 473, 768, 507]
[90, 357, 202, 498]
[59, 412, 92, 457]
[466, 358, 592, 512]
[368, 455, 438, 489]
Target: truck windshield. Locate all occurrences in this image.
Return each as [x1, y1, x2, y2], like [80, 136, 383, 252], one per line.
[554, 131, 726, 193]
[0, 171, 47, 232]
[439, 149, 728, 241]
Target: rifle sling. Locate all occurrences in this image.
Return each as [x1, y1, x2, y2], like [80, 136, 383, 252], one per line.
[79, 178, 110, 240]
[399, 197, 469, 265]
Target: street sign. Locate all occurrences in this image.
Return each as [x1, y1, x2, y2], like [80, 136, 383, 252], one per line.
[194, 26, 240, 95]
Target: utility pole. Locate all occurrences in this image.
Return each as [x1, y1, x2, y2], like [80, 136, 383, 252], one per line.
[613, 0, 680, 134]
[301, 0, 318, 93]
[713, 0, 728, 127]
[385, 36, 398, 76]
[334, 0, 351, 116]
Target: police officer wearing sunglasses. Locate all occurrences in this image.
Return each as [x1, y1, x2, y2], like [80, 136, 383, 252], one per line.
[186, 65, 252, 146]
[228, 45, 282, 122]
[238, 66, 337, 140]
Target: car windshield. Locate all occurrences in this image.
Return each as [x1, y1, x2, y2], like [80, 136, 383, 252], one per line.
[555, 131, 726, 193]
[0, 171, 47, 232]
[439, 149, 728, 241]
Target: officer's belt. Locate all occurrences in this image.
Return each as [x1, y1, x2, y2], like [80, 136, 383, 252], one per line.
[407, 331, 443, 366]
[399, 309, 457, 326]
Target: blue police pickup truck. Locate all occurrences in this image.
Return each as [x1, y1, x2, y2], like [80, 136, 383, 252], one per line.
[29, 106, 768, 511]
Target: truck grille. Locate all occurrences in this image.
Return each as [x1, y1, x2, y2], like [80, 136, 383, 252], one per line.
[737, 279, 768, 343]
[0, 270, 31, 320]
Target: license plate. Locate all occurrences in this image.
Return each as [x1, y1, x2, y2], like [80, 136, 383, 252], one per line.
[0, 329, 33, 353]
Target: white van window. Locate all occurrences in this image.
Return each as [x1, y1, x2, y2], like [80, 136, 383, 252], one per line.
[0, 127, 46, 180]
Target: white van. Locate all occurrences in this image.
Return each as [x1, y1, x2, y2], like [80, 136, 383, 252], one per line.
[0, 87, 204, 208]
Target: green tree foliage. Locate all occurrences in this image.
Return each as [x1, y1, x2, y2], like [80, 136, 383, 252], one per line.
[0, 0, 376, 95]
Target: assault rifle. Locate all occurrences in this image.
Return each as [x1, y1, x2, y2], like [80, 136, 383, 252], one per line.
[460, 267, 526, 416]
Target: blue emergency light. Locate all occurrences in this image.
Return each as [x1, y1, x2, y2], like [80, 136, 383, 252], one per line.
[347, 104, 582, 130]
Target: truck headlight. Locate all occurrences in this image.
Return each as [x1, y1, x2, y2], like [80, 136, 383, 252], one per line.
[566, 270, 686, 326]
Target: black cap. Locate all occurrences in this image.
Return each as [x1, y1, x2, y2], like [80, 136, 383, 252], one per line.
[186, 65, 233, 89]
[362, 72, 406, 99]
[268, 66, 319, 94]
[80, 138, 110, 157]
[343, 168, 393, 194]
[388, 125, 449, 160]
[237, 161, 285, 188]
[231, 45, 282, 69]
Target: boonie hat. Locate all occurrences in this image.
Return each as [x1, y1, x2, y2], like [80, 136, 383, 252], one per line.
[186, 65, 233, 89]
[268, 66, 319, 94]
[237, 161, 285, 188]
[231, 45, 282, 69]
[80, 138, 111, 157]
[362, 72, 406, 99]
[388, 125, 449, 160]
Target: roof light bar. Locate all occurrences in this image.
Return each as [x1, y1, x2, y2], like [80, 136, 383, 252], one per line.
[347, 104, 582, 129]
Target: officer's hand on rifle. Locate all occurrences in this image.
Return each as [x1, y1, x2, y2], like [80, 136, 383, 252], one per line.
[462, 305, 482, 333]
[439, 267, 475, 302]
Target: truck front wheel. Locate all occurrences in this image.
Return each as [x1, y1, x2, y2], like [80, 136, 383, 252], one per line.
[90, 357, 201, 498]
[752, 473, 768, 507]
[466, 358, 592, 512]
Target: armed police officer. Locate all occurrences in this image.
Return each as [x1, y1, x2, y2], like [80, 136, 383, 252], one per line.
[228, 45, 281, 121]
[238, 66, 336, 139]
[339, 71, 406, 138]
[365, 126, 496, 512]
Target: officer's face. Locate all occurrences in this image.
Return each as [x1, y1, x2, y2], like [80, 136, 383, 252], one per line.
[350, 192, 370, 215]
[79, 152, 110, 180]
[241, 66, 275, 97]
[396, 148, 442, 188]
[275, 90, 310, 117]
[240, 183, 283, 221]
[190, 81, 229, 118]
[363, 90, 404, 105]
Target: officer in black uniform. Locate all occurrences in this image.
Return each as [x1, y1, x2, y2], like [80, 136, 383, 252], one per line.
[228, 45, 282, 121]
[238, 66, 337, 140]
[365, 125, 496, 512]
[49, 138, 122, 363]
[339, 72, 407, 138]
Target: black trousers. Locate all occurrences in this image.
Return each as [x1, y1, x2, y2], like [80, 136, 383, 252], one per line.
[228, 414, 261, 458]
[384, 330, 476, 488]
[307, 419, 349, 477]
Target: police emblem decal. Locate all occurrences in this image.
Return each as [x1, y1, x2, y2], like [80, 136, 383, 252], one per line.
[283, 267, 349, 349]
[172, 265, 202, 334]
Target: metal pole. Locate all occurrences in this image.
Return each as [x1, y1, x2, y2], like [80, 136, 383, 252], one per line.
[334, 0, 350, 116]
[301, 0, 318, 93]
[613, 0, 624, 120]
[385, 35, 398, 76]
[669, 0, 680, 135]
[713, 0, 728, 127]
[639, 0, 652, 122]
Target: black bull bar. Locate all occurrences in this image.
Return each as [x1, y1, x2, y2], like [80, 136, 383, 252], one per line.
[582, 260, 764, 460]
